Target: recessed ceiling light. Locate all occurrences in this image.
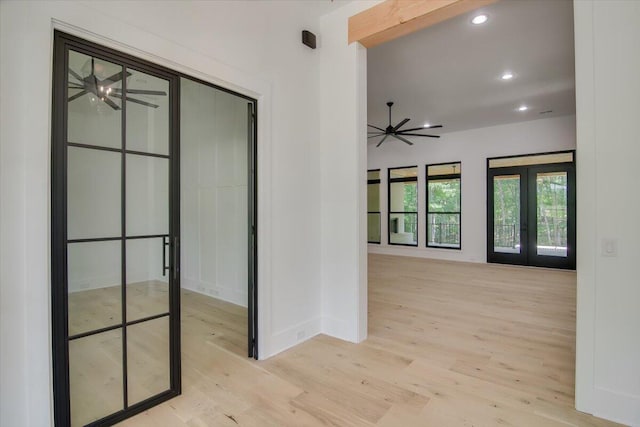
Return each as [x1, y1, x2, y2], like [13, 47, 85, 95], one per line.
[423, 123, 431, 128]
[471, 14, 488, 25]
[518, 105, 528, 112]
[501, 72, 514, 80]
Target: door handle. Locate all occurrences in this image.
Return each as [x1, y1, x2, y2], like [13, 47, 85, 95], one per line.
[173, 236, 180, 280]
[162, 236, 170, 276]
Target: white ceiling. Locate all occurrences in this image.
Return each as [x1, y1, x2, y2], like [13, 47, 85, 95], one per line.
[367, 0, 575, 138]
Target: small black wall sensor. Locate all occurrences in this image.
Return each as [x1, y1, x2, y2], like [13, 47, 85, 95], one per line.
[302, 30, 316, 49]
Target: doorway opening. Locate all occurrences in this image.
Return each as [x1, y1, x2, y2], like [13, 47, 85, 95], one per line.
[51, 31, 257, 426]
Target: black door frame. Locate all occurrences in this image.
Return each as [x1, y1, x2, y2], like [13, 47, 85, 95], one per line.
[486, 151, 576, 270]
[52, 31, 258, 426]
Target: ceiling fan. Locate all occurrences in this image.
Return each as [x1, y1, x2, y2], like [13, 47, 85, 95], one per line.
[68, 57, 167, 110]
[368, 102, 442, 147]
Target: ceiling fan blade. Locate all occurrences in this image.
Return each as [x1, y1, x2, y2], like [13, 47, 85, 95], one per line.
[68, 84, 85, 89]
[368, 133, 385, 139]
[376, 134, 390, 147]
[392, 118, 410, 132]
[398, 125, 443, 133]
[102, 71, 132, 86]
[101, 96, 121, 111]
[391, 134, 413, 145]
[396, 133, 440, 138]
[112, 88, 167, 96]
[68, 68, 84, 83]
[123, 95, 159, 108]
[368, 124, 385, 132]
[68, 90, 88, 102]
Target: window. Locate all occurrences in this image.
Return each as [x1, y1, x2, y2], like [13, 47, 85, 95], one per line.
[388, 166, 418, 246]
[426, 162, 461, 249]
[367, 170, 381, 243]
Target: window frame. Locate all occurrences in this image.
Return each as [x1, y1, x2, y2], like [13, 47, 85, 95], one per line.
[426, 161, 462, 250]
[367, 169, 381, 244]
[388, 166, 418, 247]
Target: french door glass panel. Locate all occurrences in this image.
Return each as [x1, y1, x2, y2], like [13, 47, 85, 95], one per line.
[69, 329, 123, 426]
[493, 175, 521, 254]
[126, 154, 169, 236]
[67, 51, 122, 149]
[127, 317, 170, 405]
[67, 147, 121, 240]
[126, 237, 169, 322]
[68, 240, 121, 336]
[125, 68, 169, 156]
[536, 171, 568, 257]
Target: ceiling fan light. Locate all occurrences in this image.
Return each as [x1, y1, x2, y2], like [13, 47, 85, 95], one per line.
[518, 105, 528, 111]
[501, 72, 514, 80]
[423, 123, 431, 128]
[471, 14, 488, 25]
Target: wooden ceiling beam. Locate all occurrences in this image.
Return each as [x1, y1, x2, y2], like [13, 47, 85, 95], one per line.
[348, 0, 499, 48]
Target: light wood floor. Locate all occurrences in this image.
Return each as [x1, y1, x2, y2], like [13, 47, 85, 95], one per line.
[114, 255, 624, 427]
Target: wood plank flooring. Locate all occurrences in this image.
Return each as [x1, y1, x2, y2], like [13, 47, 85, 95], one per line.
[114, 255, 624, 426]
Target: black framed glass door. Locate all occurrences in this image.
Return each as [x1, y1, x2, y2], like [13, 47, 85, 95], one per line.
[52, 31, 181, 426]
[487, 153, 575, 269]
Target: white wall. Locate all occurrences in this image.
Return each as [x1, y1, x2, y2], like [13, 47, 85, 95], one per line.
[318, 1, 379, 344]
[0, 1, 335, 425]
[181, 78, 249, 308]
[574, 1, 640, 425]
[367, 115, 576, 262]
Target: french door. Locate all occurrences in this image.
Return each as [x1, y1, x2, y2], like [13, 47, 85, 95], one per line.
[52, 31, 181, 426]
[487, 154, 576, 269]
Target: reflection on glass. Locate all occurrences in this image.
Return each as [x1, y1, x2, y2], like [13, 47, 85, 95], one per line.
[126, 154, 169, 236]
[69, 330, 123, 426]
[126, 69, 169, 155]
[126, 238, 169, 322]
[494, 175, 520, 253]
[127, 317, 170, 405]
[389, 213, 418, 245]
[367, 170, 380, 180]
[67, 50, 123, 149]
[68, 146, 121, 240]
[367, 183, 380, 212]
[390, 182, 417, 212]
[536, 172, 568, 257]
[368, 213, 381, 243]
[68, 241, 122, 336]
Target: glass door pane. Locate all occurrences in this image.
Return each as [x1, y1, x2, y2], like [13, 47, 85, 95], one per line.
[493, 175, 521, 254]
[536, 171, 568, 257]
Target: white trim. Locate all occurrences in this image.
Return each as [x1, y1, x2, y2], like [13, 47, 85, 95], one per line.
[573, 0, 596, 413]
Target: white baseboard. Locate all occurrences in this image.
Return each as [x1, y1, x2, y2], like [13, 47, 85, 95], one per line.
[591, 386, 640, 426]
[182, 277, 247, 307]
[368, 244, 484, 263]
[322, 315, 358, 343]
[264, 317, 322, 358]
